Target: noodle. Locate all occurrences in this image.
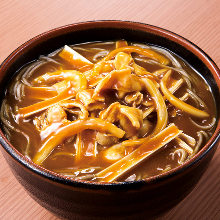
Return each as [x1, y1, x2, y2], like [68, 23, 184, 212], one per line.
[134, 57, 193, 89]
[0, 101, 31, 156]
[191, 132, 204, 155]
[189, 117, 216, 130]
[95, 124, 182, 182]
[33, 118, 125, 164]
[1, 41, 215, 182]
[172, 149, 188, 164]
[160, 70, 209, 118]
[186, 89, 207, 108]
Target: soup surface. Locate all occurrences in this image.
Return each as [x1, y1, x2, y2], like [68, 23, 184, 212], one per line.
[1, 41, 216, 182]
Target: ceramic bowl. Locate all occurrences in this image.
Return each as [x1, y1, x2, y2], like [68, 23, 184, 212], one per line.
[0, 21, 219, 219]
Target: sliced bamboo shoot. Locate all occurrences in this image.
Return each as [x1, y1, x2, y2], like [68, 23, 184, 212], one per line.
[59, 45, 93, 71]
[96, 123, 182, 182]
[33, 118, 125, 165]
[24, 86, 57, 99]
[143, 106, 155, 119]
[19, 84, 75, 117]
[116, 40, 128, 48]
[179, 133, 196, 146]
[168, 78, 184, 94]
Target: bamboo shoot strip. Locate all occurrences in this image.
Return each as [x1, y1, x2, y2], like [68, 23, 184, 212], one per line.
[95, 123, 182, 182]
[116, 40, 128, 48]
[24, 86, 58, 99]
[34, 70, 88, 90]
[33, 118, 125, 165]
[59, 45, 93, 71]
[18, 84, 75, 117]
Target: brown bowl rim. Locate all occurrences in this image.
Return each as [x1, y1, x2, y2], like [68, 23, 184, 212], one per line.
[0, 20, 219, 189]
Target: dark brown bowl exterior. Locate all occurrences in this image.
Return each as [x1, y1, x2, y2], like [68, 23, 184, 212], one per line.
[0, 21, 219, 219]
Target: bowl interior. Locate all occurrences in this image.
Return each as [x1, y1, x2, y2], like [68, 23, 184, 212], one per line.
[0, 21, 219, 187]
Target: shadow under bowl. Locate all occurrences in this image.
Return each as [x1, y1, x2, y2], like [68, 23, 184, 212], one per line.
[0, 21, 219, 219]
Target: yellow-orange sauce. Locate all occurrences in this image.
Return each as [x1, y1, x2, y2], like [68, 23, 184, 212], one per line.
[1, 41, 216, 182]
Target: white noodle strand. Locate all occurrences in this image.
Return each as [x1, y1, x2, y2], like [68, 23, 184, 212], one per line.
[189, 117, 216, 130]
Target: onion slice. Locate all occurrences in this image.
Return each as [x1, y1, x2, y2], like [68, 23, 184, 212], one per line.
[160, 70, 209, 118]
[33, 118, 125, 165]
[104, 46, 170, 65]
[142, 78, 168, 135]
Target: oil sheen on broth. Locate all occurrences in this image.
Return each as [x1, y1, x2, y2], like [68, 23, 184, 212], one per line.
[1, 41, 216, 182]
